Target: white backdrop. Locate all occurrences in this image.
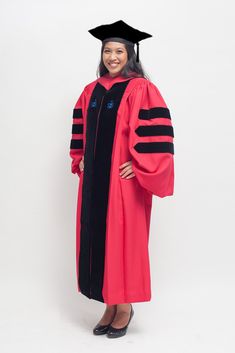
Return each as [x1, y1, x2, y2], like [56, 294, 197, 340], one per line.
[0, 0, 234, 352]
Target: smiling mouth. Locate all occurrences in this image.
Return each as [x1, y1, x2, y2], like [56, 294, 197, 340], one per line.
[108, 63, 120, 67]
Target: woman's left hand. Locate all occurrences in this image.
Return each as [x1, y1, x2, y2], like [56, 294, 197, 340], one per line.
[119, 160, 135, 179]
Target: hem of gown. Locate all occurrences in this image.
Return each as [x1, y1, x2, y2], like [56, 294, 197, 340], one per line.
[77, 288, 151, 304]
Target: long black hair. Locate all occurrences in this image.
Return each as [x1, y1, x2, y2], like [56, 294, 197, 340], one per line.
[96, 37, 150, 80]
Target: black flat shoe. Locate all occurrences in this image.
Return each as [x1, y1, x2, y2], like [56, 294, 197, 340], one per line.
[93, 307, 117, 335]
[93, 323, 112, 335]
[106, 304, 134, 338]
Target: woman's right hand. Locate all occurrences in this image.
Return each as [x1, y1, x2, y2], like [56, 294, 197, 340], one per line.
[79, 156, 84, 172]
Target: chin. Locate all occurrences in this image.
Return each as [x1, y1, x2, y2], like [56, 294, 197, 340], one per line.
[107, 68, 123, 76]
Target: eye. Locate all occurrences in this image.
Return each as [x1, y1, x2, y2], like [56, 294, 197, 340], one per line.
[103, 49, 124, 53]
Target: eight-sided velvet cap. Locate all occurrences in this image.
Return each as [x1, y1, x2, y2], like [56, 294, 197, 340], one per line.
[88, 20, 152, 62]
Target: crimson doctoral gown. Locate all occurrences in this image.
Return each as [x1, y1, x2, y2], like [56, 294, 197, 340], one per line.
[69, 72, 175, 304]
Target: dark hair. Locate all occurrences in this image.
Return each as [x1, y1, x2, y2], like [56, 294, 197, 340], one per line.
[96, 37, 151, 80]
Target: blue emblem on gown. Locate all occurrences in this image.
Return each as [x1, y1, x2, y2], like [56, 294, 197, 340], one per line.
[106, 100, 114, 109]
[90, 98, 97, 108]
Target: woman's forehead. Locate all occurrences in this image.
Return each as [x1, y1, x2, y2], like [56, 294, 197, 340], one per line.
[103, 41, 126, 49]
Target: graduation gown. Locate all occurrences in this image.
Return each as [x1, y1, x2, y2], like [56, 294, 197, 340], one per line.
[69, 72, 174, 304]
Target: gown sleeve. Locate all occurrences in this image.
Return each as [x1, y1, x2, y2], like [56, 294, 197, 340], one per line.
[69, 88, 87, 177]
[128, 80, 175, 197]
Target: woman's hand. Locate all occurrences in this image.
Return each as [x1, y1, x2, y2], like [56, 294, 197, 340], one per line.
[119, 160, 135, 179]
[79, 156, 84, 172]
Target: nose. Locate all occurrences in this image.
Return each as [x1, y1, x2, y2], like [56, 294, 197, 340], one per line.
[109, 52, 117, 60]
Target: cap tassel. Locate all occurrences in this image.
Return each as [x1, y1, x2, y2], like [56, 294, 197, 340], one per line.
[136, 42, 139, 62]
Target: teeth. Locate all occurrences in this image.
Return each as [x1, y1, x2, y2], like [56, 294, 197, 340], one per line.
[109, 63, 119, 67]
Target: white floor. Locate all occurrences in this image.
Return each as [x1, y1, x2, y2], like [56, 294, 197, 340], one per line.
[1, 277, 234, 353]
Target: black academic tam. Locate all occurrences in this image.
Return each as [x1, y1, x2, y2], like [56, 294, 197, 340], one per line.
[88, 19, 152, 62]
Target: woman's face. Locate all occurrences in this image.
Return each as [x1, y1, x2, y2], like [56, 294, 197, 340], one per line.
[102, 41, 128, 77]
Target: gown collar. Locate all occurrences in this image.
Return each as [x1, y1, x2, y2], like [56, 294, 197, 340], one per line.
[97, 72, 134, 91]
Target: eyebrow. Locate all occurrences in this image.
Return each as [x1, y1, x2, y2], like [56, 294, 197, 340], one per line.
[104, 47, 125, 50]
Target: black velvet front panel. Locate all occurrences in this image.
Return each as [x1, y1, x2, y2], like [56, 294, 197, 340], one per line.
[78, 80, 131, 302]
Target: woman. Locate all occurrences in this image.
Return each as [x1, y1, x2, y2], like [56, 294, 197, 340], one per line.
[69, 20, 175, 338]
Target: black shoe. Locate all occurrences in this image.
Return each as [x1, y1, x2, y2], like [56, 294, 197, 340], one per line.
[93, 322, 111, 335]
[106, 304, 134, 338]
[93, 307, 117, 335]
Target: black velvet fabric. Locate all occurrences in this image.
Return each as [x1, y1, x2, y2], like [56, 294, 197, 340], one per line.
[78, 80, 131, 302]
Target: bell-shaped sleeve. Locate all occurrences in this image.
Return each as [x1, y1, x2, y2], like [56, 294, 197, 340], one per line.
[128, 80, 175, 197]
[69, 88, 87, 177]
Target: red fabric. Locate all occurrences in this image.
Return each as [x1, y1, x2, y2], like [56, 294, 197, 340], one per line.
[70, 73, 175, 304]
